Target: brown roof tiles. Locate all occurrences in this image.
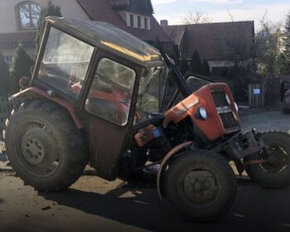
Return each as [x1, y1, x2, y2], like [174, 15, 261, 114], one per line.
[164, 21, 255, 60]
[76, 0, 171, 42]
[0, 31, 36, 49]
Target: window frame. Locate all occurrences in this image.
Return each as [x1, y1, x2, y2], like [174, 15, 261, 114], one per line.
[84, 57, 137, 127]
[130, 14, 134, 27]
[144, 17, 148, 30]
[134, 66, 168, 125]
[33, 25, 97, 103]
[16, 1, 41, 30]
[137, 16, 141, 28]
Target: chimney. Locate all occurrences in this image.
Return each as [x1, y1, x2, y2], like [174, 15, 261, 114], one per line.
[160, 20, 168, 27]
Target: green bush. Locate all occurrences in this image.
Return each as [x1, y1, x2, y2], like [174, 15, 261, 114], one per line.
[180, 58, 189, 75]
[190, 50, 202, 75]
[0, 51, 9, 97]
[201, 59, 210, 76]
[13, 43, 34, 88]
[282, 11, 290, 75]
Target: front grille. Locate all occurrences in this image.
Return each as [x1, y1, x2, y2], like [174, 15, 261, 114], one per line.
[211, 91, 228, 107]
[211, 89, 239, 131]
[219, 112, 238, 129]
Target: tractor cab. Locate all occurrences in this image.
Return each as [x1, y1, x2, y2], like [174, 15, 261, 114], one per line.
[17, 17, 170, 179]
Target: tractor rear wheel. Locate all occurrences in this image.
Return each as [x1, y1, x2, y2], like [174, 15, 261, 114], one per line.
[5, 100, 88, 192]
[165, 150, 237, 222]
[244, 131, 290, 189]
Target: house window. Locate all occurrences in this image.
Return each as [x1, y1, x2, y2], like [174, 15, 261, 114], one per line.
[127, 13, 149, 30]
[130, 14, 134, 27]
[17, 1, 41, 29]
[211, 67, 229, 76]
[138, 16, 141, 28]
[144, 18, 148, 30]
[4, 56, 13, 69]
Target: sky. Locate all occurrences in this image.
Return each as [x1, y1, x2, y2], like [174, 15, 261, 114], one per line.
[151, 0, 290, 31]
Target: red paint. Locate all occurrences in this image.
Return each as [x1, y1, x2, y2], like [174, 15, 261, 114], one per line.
[134, 124, 156, 147]
[244, 159, 265, 165]
[10, 87, 83, 129]
[163, 83, 240, 141]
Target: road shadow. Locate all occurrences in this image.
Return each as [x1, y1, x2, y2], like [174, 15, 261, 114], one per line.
[40, 180, 290, 232]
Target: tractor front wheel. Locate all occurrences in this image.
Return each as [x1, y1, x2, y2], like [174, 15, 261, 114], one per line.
[165, 150, 237, 222]
[244, 131, 290, 189]
[5, 100, 88, 192]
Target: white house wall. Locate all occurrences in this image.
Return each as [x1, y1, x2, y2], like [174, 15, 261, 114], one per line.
[0, 0, 89, 33]
[208, 60, 235, 72]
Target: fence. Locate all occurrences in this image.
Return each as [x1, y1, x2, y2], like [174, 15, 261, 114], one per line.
[0, 96, 13, 139]
[248, 82, 266, 108]
[265, 78, 282, 105]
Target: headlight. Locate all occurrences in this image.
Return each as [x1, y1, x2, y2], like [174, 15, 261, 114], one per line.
[234, 102, 239, 112]
[196, 107, 208, 120]
[225, 94, 231, 105]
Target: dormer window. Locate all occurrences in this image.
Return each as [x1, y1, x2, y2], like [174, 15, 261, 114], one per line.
[130, 14, 134, 27]
[138, 16, 141, 28]
[125, 12, 151, 30]
[17, 1, 41, 30]
[145, 18, 148, 30]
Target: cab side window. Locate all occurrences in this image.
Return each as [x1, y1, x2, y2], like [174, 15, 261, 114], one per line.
[85, 58, 136, 126]
[38, 27, 94, 98]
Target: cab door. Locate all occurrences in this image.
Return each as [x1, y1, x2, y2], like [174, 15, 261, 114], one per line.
[83, 55, 139, 180]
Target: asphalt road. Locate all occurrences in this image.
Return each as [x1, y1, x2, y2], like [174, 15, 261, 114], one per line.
[1, 109, 290, 232]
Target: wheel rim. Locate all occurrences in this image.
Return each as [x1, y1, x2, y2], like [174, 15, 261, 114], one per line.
[22, 137, 45, 165]
[180, 169, 221, 207]
[15, 120, 61, 177]
[260, 144, 289, 174]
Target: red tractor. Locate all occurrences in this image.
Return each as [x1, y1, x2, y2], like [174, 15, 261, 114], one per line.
[4, 17, 290, 222]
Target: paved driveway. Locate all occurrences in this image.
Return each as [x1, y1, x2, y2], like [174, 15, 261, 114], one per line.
[0, 109, 290, 232]
[241, 109, 290, 132]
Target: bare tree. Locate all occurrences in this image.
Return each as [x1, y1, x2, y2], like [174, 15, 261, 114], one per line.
[182, 11, 210, 24]
[255, 12, 285, 78]
[227, 10, 234, 22]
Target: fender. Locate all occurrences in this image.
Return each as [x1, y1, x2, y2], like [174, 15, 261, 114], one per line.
[157, 141, 192, 199]
[9, 87, 83, 129]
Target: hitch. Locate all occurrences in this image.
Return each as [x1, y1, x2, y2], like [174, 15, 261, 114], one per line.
[222, 130, 265, 161]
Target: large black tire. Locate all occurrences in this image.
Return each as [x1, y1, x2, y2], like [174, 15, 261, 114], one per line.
[4, 100, 88, 191]
[165, 150, 237, 222]
[245, 131, 290, 189]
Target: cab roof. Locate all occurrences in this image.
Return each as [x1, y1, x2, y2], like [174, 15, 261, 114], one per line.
[45, 17, 164, 68]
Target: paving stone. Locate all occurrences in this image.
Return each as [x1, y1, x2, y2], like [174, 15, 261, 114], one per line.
[0, 152, 7, 162]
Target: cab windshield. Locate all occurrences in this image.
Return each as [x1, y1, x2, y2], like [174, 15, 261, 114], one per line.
[135, 66, 168, 124]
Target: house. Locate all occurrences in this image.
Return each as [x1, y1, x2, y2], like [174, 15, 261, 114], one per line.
[161, 20, 255, 76]
[0, 0, 171, 68]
